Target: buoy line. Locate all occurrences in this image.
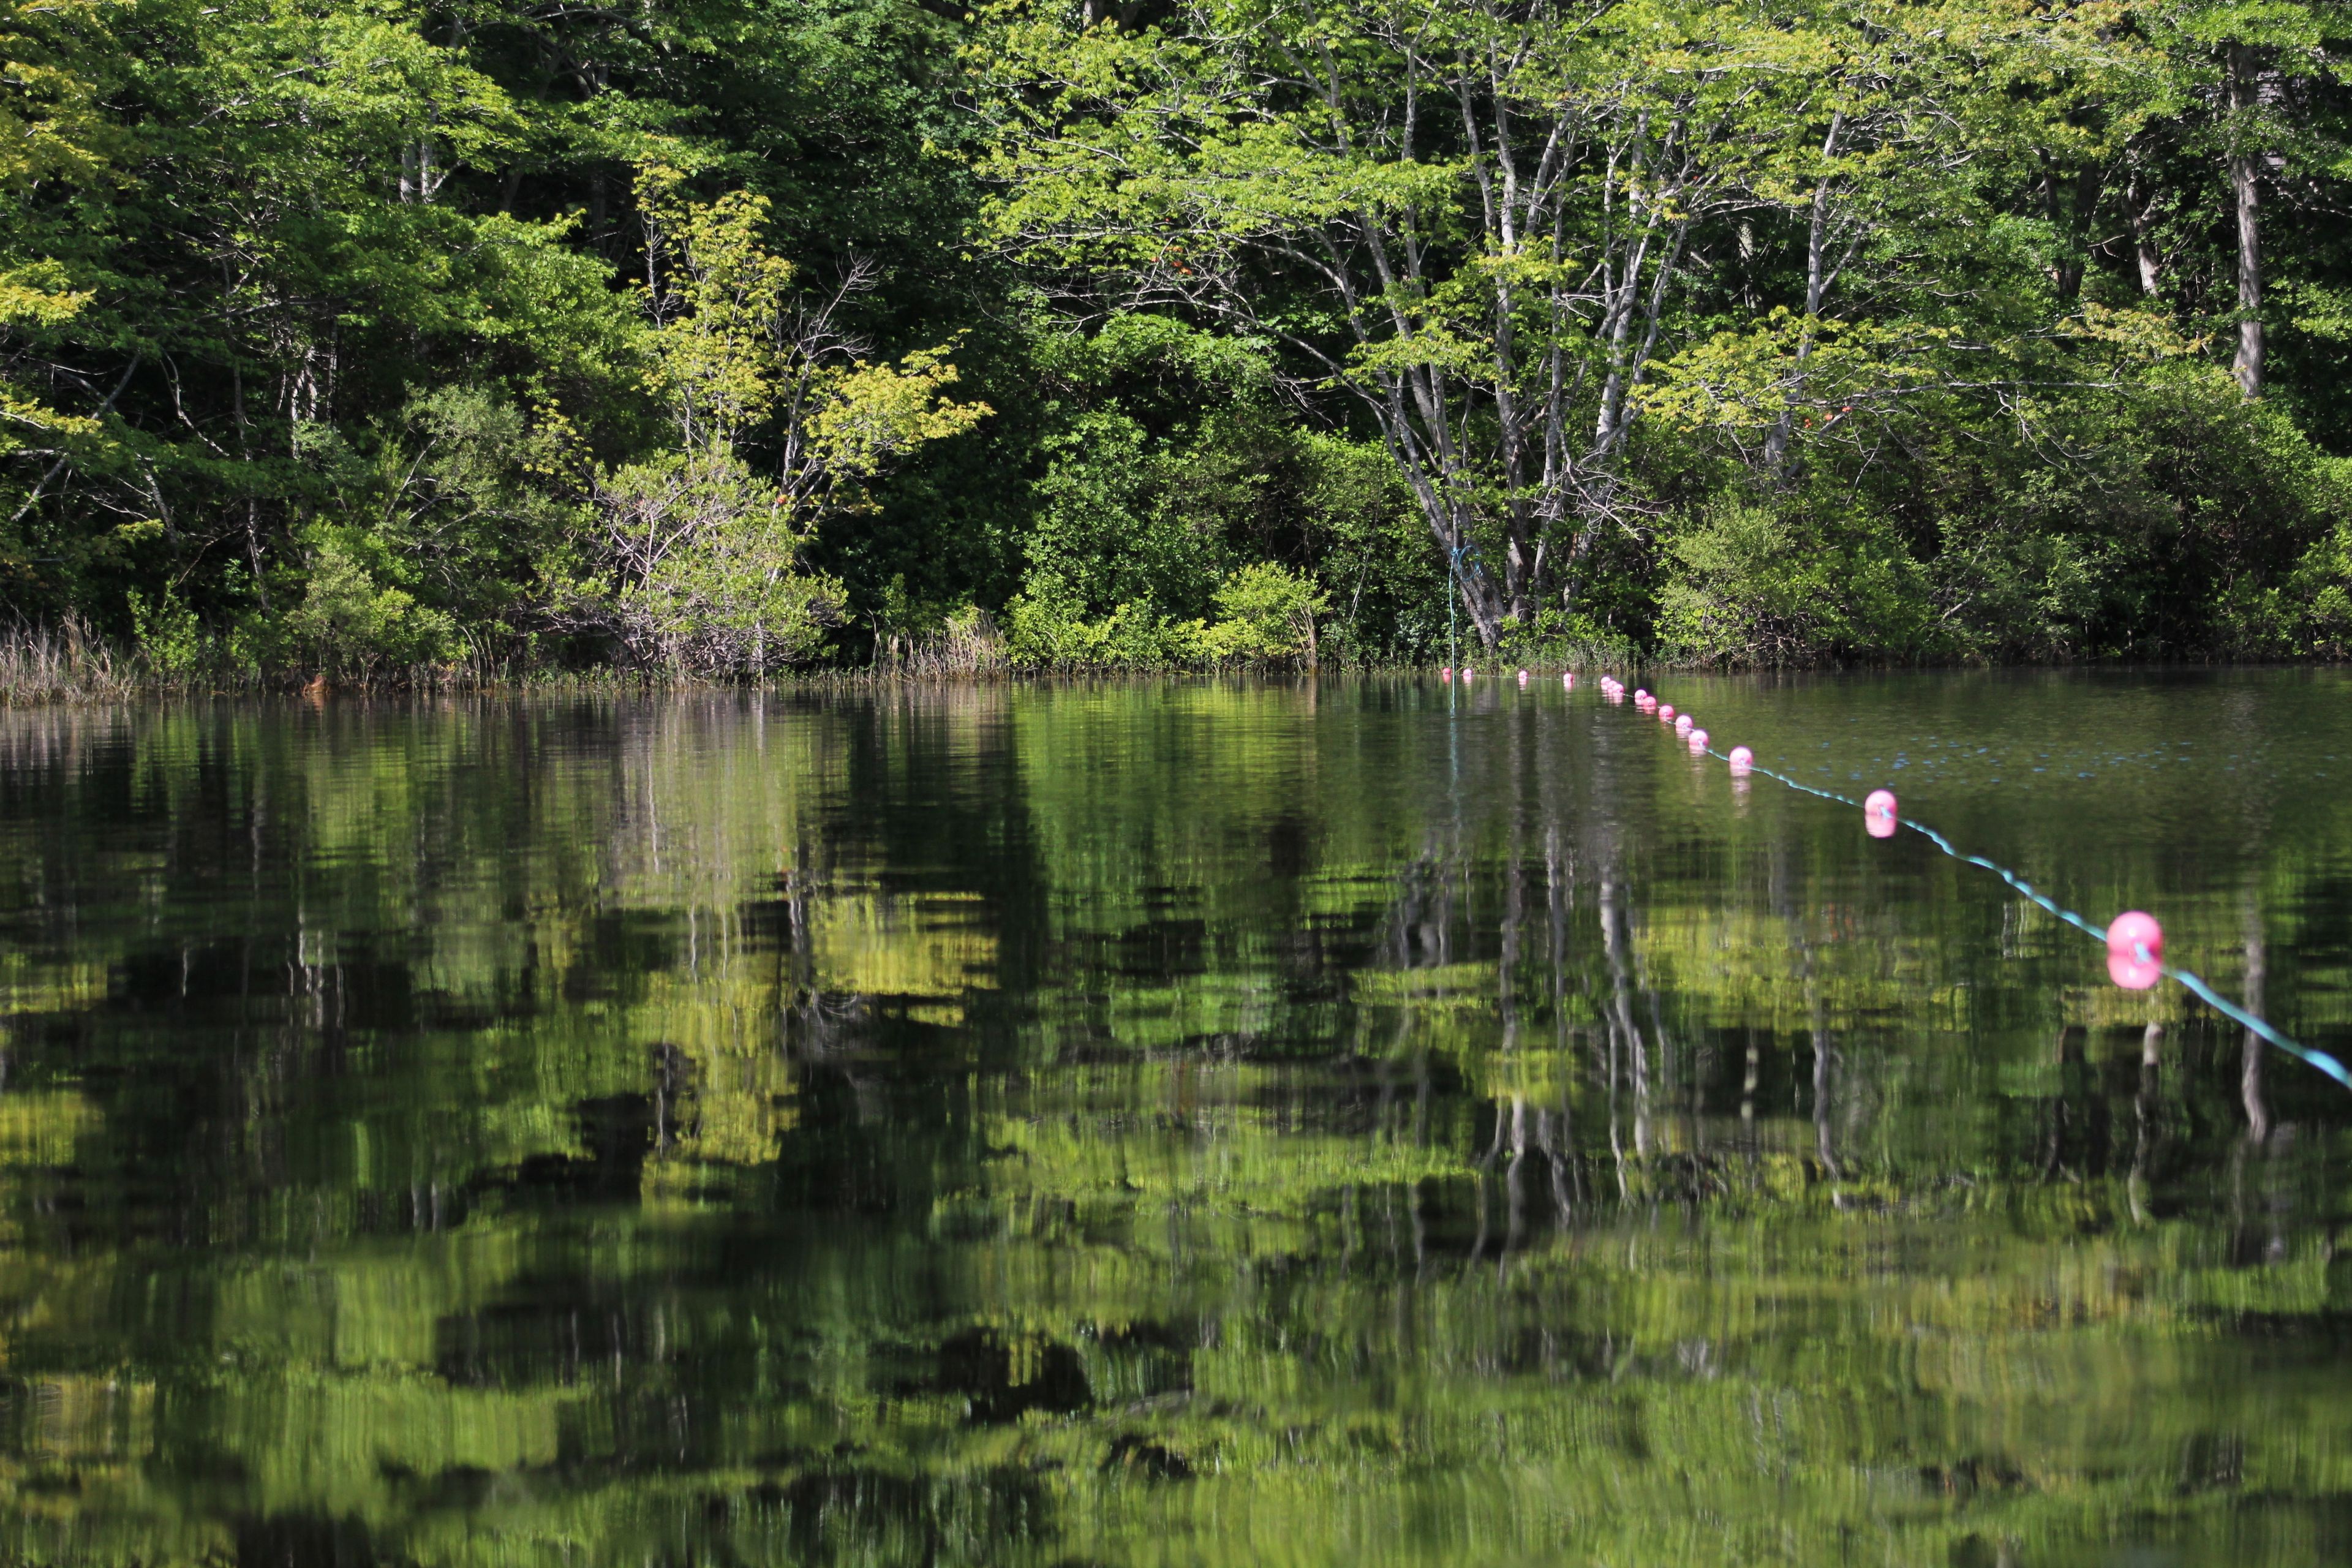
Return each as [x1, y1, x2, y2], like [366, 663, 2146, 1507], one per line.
[1575, 673, 2352, 1093]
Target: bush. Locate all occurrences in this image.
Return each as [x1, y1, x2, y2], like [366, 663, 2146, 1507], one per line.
[1659, 496, 1936, 665]
[584, 449, 843, 674]
[1204, 562, 1327, 661]
[1005, 564, 1328, 668]
[383, 385, 582, 631]
[1844, 365, 2352, 661]
[1494, 608, 1641, 668]
[127, 586, 203, 677]
[286, 530, 461, 680]
[1002, 592, 1205, 668]
[1025, 410, 1231, 623]
[1002, 590, 1111, 667]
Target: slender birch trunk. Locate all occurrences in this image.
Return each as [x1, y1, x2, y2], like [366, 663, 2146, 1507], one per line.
[2230, 44, 2264, 399]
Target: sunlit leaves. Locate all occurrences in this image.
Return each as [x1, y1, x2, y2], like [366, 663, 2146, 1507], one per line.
[639, 165, 804, 452]
[808, 347, 992, 487]
[587, 168, 988, 670]
[1642, 309, 1958, 438]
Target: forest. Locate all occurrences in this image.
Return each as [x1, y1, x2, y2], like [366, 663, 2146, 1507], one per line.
[0, 0, 2349, 677]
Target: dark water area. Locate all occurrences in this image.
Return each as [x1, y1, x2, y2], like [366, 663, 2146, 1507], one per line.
[2, 671, 2351, 1567]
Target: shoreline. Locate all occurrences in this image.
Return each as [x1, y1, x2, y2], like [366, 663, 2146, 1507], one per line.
[6, 657, 2345, 709]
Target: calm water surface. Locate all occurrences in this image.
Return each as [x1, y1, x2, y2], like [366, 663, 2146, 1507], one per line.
[4, 671, 2351, 1566]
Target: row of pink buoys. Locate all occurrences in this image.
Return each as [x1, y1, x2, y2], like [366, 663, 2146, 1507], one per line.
[1442, 665, 1593, 688]
[1599, 676, 2167, 991]
[1597, 674, 1721, 755]
[1441, 665, 1594, 687]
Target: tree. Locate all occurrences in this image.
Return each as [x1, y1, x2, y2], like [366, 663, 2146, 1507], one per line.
[575, 165, 990, 673]
[981, 0, 1833, 647]
[2122, 0, 2351, 401]
[0, 0, 130, 532]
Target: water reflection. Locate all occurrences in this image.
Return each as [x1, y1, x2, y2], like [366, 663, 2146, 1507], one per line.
[0, 676, 2348, 1566]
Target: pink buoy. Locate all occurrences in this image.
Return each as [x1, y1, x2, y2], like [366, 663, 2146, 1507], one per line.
[1728, 745, 1753, 774]
[1518, 668, 1529, 685]
[1563, 673, 1575, 688]
[1659, 703, 1675, 722]
[1688, 728, 1708, 752]
[1675, 715, 1693, 737]
[1633, 688, 1648, 703]
[1463, 667, 1476, 682]
[2106, 910, 2163, 991]
[1864, 788, 1898, 840]
[1440, 666, 1452, 682]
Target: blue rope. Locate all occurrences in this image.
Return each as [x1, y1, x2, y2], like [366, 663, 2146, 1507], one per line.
[1620, 697, 2352, 1092]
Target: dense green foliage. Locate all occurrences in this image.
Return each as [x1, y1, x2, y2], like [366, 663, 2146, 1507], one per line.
[1, 0, 2350, 671]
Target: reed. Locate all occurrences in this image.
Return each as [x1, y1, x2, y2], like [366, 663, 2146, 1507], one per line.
[880, 608, 1014, 677]
[0, 618, 138, 704]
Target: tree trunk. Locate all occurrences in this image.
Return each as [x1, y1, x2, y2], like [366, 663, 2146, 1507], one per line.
[2041, 161, 2100, 305]
[1372, 368, 1509, 649]
[1450, 538, 1507, 650]
[1763, 113, 1842, 477]
[224, 260, 269, 609]
[2230, 44, 2263, 399]
[2126, 168, 2162, 296]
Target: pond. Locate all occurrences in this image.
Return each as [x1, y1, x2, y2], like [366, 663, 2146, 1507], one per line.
[2, 672, 2350, 1567]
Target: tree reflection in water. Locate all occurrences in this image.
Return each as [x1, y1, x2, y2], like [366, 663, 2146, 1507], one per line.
[0, 676, 2346, 1566]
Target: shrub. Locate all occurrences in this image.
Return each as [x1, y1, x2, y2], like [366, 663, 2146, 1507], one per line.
[584, 449, 843, 674]
[1005, 564, 1327, 669]
[1002, 593, 1202, 669]
[1659, 497, 1936, 665]
[286, 530, 461, 680]
[1204, 562, 1328, 661]
[1002, 590, 1112, 668]
[127, 586, 203, 677]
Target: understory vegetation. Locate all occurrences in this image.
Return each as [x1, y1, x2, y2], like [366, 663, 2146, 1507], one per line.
[1, 0, 2350, 683]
